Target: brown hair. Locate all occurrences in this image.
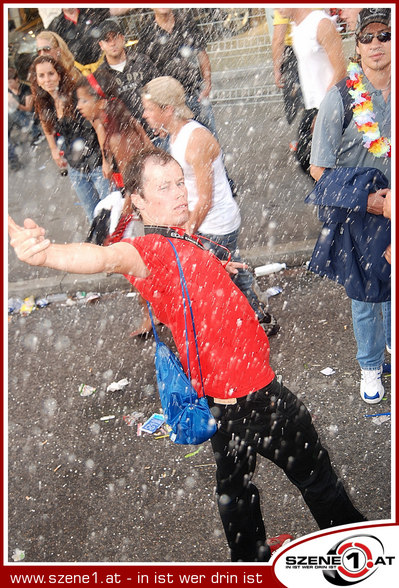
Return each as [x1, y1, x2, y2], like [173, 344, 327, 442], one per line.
[30, 55, 77, 133]
[75, 75, 151, 176]
[124, 149, 177, 194]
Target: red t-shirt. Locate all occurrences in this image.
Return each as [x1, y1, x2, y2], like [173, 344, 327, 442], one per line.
[123, 234, 275, 399]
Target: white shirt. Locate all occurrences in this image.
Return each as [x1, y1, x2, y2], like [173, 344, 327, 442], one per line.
[170, 120, 241, 235]
[292, 11, 335, 110]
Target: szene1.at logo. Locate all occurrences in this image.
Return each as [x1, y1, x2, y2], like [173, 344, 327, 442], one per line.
[285, 534, 395, 585]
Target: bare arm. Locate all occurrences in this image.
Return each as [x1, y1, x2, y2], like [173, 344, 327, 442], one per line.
[40, 122, 66, 169]
[184, 128, 219, 235]
[197, 49, 212, 100]
[8, 216, 149, 278]
[91, 118, 112, 179]
[272, 24, 288, 88]
[317, 19, 346, 90]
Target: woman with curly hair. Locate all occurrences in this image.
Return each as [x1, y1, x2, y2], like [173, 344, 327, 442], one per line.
[30, 55, 110, 221]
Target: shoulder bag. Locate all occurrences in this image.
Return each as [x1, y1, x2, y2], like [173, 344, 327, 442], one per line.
[146, 239, 217, 445]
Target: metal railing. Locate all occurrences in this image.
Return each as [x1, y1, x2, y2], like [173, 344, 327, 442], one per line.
[117, 8, 353, 106]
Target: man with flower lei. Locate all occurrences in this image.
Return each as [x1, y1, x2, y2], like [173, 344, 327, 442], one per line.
[308, 8, 391, 406]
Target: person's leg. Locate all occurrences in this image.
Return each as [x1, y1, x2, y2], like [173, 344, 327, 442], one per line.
[352, 300, 386, 369]
[209, 402, 268, 562]
[255, 378, 366, 529]
[296, 108, 318, 174]
[382, 300, 391, 351]
[30, 113, 43, 143]
[89, 166, 111, 201]
[281, 46, 304, 125]
[208, 379, 365, 561]
[8, 136, 21, 170]
[68, 166, 102, 222]
[10, 109, 31, 132]
[8, 111, 26, 170]
[351, 299, 386, 402]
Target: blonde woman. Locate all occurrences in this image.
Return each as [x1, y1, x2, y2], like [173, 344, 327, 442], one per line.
[35, 30, 81, 83]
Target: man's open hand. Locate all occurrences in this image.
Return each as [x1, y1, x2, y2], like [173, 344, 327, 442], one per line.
[8, 216, 50, 266]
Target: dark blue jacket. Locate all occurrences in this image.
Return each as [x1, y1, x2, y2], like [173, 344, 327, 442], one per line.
[305, 167, 390, 302]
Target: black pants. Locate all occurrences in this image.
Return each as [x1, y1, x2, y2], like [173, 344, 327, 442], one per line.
[281, 46, 304, 125]
[208, 378, 366, 562]
[296, 108, 318, 175]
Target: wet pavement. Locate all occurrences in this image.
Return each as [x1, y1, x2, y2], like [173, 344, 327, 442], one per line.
[7, 269, 391, 562]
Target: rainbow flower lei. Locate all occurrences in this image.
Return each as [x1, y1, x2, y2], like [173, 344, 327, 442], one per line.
[346, 61, 391, 158]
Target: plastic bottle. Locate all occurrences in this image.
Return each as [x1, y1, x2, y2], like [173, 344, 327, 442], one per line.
[254, 262, 287, 277]
[46, 293, 69, 303]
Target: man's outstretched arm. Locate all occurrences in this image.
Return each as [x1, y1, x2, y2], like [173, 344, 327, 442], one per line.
[8, 216, 149, 278]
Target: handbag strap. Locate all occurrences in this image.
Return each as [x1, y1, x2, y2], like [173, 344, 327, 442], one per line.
[146, 238, 206, 398]
[167, 239, 205, 398]
[146, 302, 161, 344]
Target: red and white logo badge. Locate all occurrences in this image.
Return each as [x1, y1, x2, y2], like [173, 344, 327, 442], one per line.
[273, 526, 398, 587]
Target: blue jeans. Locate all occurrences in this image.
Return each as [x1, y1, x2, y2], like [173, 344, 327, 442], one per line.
[8, 137, 19, 166]
[208, 378, 366, 561]
[8, 109, 41, 140]
[197, 228, 266, 320]
[68, 165, 110, 222]
[351, 299, 391, 369]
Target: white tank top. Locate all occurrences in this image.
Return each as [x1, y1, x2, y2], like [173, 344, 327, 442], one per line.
[170, 120, 241, 235]
[292, 11, 335, 110]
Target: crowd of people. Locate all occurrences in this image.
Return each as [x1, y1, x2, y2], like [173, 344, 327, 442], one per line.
[8, 7, 391, 563]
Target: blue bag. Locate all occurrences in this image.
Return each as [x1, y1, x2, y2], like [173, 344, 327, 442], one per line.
[146, 240, 217, 445]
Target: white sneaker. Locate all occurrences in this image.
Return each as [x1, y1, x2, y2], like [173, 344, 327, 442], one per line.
[360, 367, 384, 404]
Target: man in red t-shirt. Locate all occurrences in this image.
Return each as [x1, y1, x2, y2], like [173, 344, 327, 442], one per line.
[8, 149, 366, 562]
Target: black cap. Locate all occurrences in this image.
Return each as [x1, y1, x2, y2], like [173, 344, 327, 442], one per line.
[356, 8, 391, 35]
[99, 19, 124, 41]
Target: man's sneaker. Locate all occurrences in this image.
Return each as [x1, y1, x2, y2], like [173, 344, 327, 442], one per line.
[267, 534, 293, 556]
[360, 367, 384, 404]
[259, 312, 280, 337]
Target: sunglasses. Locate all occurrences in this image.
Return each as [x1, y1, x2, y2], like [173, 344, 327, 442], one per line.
[37, 46, 53, 54]
[357, 31, 391, 44]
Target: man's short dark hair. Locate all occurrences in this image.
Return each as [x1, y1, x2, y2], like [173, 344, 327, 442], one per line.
[99, 19, 124, 41]
[124, 149, 177, 196]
